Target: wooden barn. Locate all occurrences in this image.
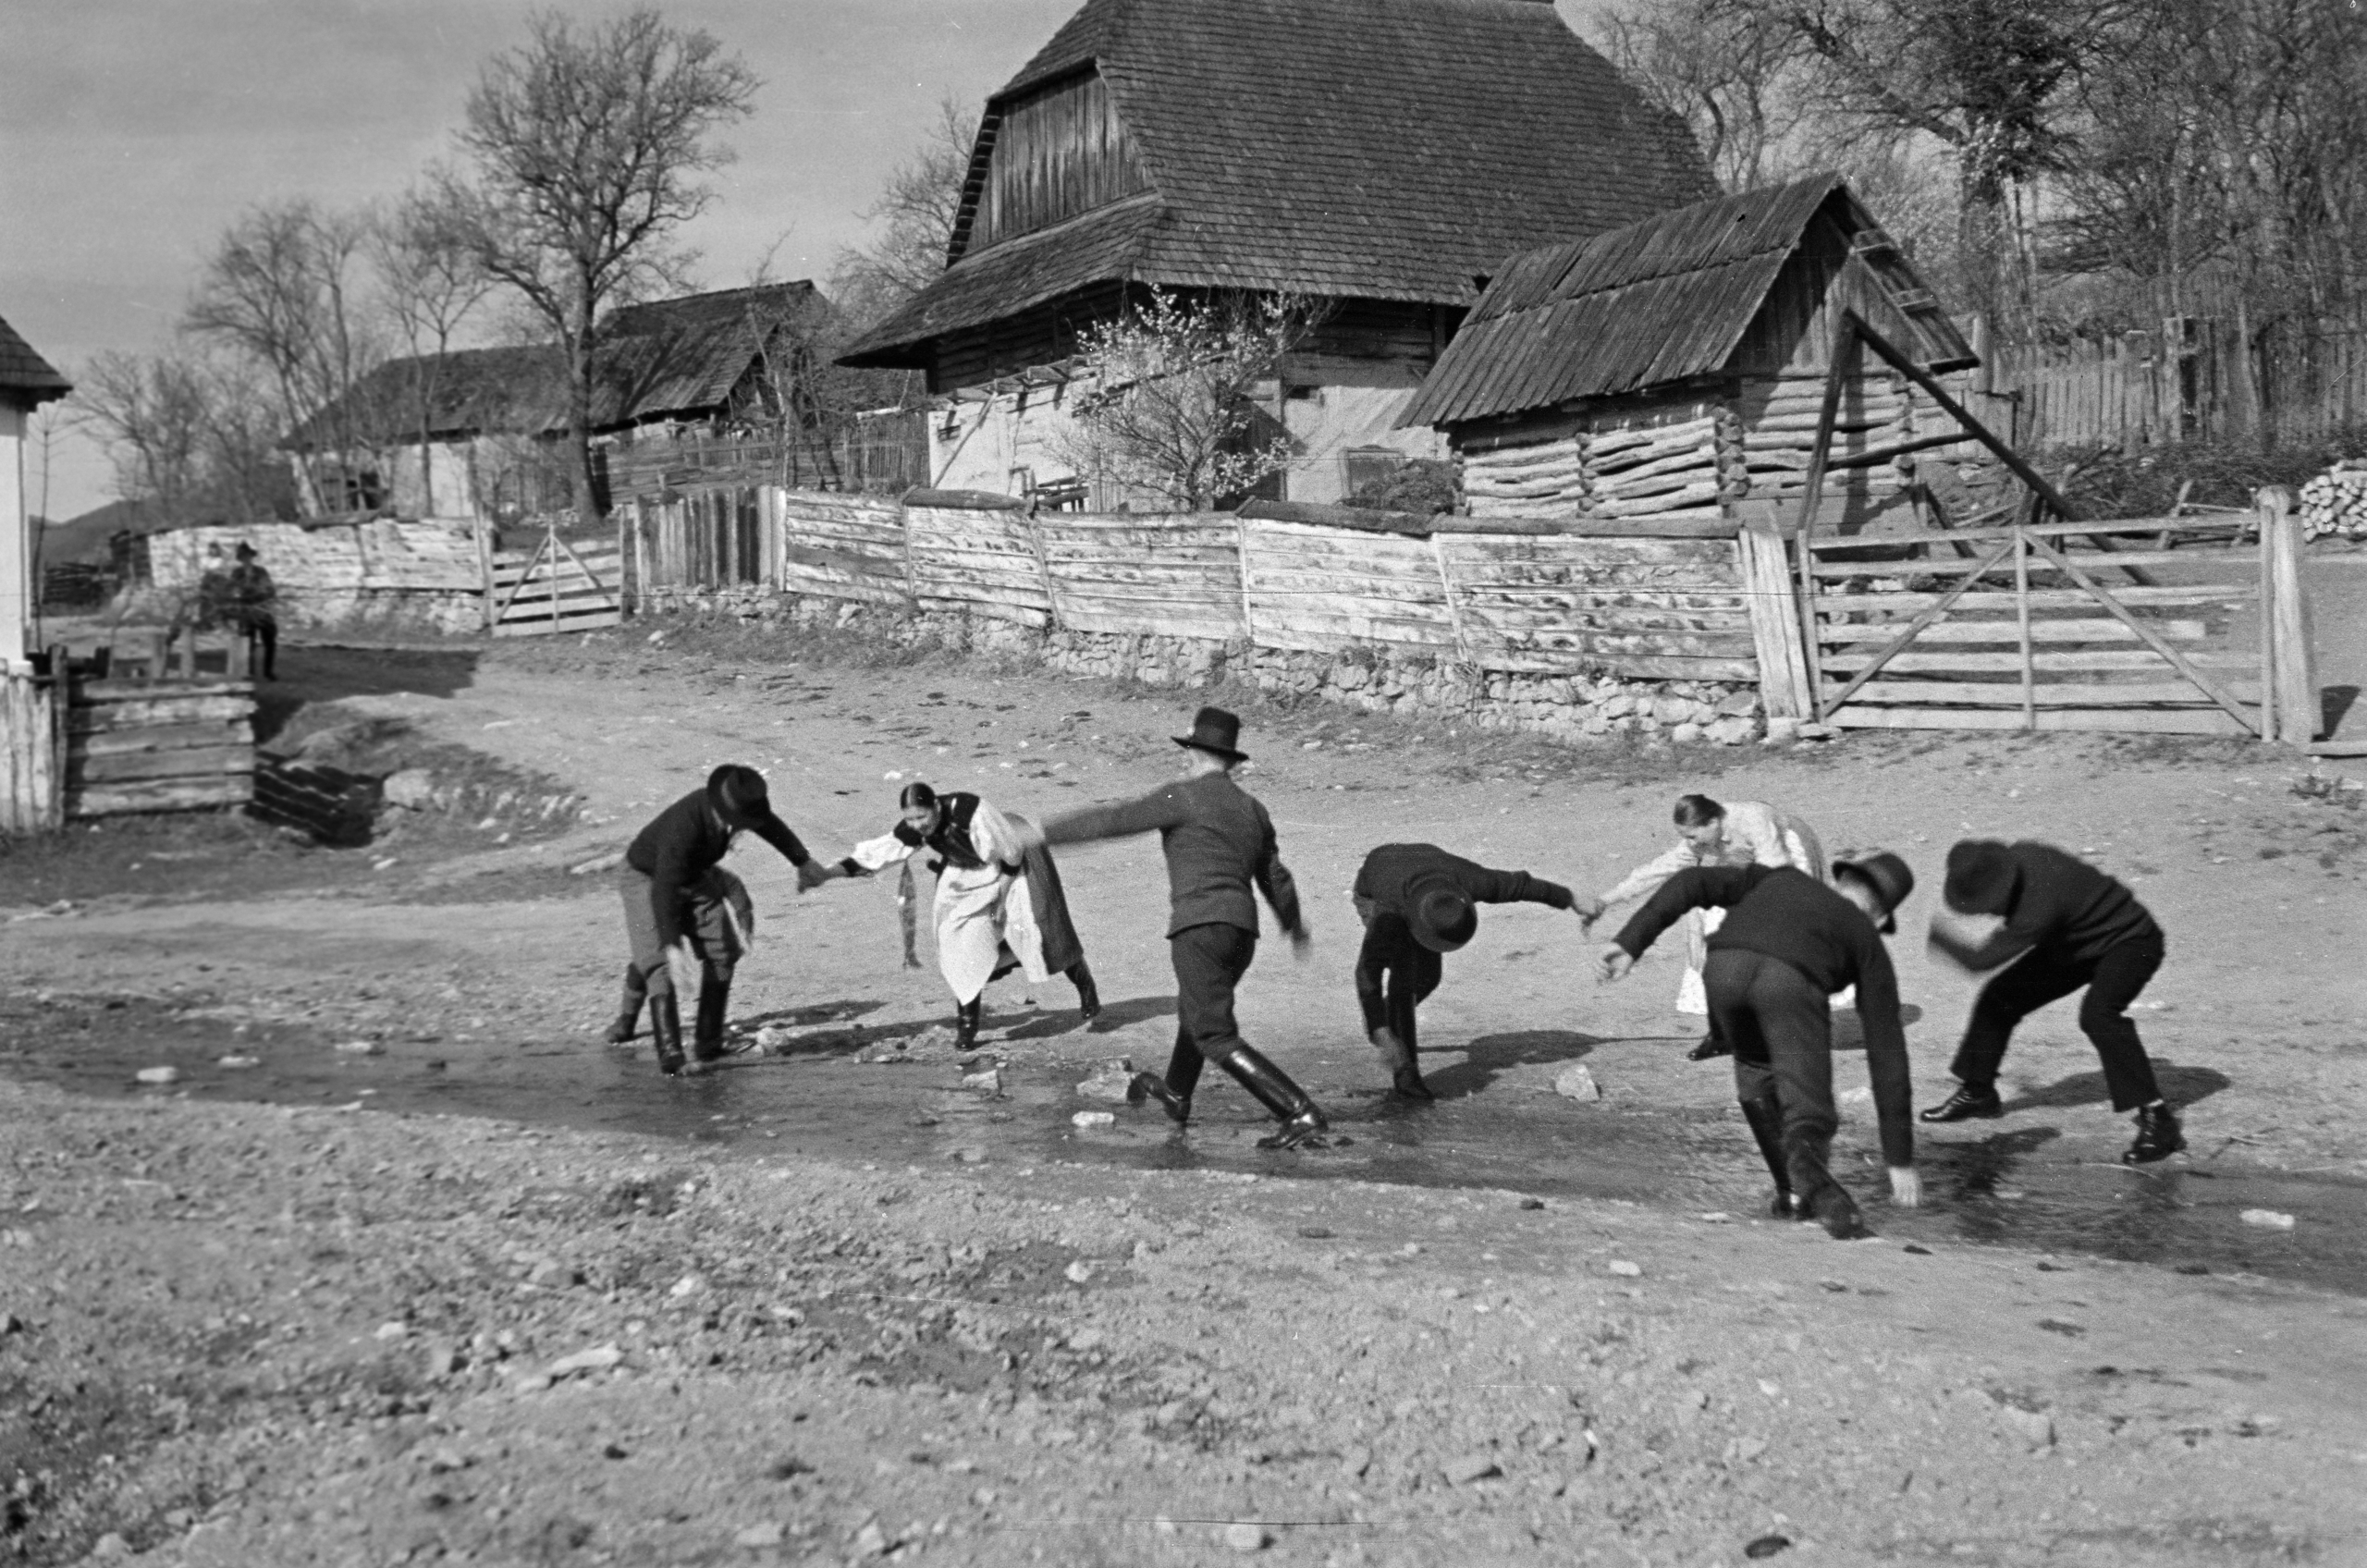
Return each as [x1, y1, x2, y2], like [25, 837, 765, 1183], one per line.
[837, 0, 1717, 507]
[1404, 175, 1983, 533]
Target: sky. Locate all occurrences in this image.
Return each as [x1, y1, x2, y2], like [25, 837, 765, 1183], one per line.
[2, 0, 1602, 521]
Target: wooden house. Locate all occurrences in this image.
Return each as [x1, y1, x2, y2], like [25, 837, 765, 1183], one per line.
[284, 282, 825, 524]
[837, 0, 1717, 507]
[1403, 176, 1981, 533]
[2, 311, 72, 671]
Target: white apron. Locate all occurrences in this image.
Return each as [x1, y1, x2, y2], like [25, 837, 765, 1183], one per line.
[854, 799, 1054, 1004]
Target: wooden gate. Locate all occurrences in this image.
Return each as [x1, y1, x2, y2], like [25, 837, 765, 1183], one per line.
[491, 527, 623, 637]
[1780, 310, 2318, 741]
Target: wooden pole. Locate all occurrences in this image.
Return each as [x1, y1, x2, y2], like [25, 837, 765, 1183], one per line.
[2257, 490, 2276, 744]
[1791, 318, 1859, 709]
[2015, 522, 2035, 731]
[2262, 484, 2318, 743]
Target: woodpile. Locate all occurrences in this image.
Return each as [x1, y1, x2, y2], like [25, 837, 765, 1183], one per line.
[2300, 460, 2367, 540]
[63, 679, 255, 817]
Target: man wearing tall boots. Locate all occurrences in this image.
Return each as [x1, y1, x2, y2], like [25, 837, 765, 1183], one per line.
[1920, 839, 2185, 1164]
[1028, 707, 1329, 1149]
[610, 765, 860, 1076]
[1352, 843, 1585, 1098]
[1596, 852, 1922, 1238]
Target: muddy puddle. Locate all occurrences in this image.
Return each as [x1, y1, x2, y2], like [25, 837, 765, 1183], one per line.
[9, 999, 2364, 1297]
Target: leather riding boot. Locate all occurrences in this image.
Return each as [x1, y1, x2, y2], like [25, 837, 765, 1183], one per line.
[1374, 1027, 1431, 1099]
[1214, 1045, 1330, 1149]
[1068, 960, 1102, 1023]
[605, 964, 646, 1045]
[954, 996, 983, 1049]
[1738, 1096, 1793, 1214]
[1919, 1082, 2004, 1123]
[1687, 1031, 1734, 1062]
[2123, 1101, 2185, 1164]
[1127, 1072, 1191, 1124]
[649, 993, 686, 1078]
[689, 976, 732, 1070]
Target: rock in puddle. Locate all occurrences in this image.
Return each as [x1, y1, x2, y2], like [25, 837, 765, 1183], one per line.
[1222, 1521, 1270, 1553]
[732, 1521, 785, 1549]
[1553, 1065, 1601, 1102]
[1442, 1452, 1502, 1485]
[1073, 1059, 1137, 1102]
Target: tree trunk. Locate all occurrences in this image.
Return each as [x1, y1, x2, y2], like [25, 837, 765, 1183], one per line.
[566, 305, 604, 526]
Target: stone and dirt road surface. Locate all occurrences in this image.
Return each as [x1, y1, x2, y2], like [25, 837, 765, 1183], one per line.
[5, 615, 2366, 1566]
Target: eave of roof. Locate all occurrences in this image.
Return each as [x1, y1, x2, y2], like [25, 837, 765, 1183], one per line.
[1402, 176, 1977, 427]
[0, 312, 72, 406]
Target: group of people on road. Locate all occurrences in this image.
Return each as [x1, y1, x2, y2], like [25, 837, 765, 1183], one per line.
[606, 705, 2189, 1235]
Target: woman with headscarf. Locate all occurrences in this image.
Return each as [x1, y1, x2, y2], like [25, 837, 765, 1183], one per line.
[847, 782, 1098, 1047]
[1581, 793, 1829, 1059]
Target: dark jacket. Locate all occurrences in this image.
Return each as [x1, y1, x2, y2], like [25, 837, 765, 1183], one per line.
[1615, 864, 1912, 1165]
[1932, 841, 2160, 971]
[891, 791, 1007, 874]
[1354, 843, 1574, 918]
[626, 790, 811, 948]
[1043, 771, 1302, 937]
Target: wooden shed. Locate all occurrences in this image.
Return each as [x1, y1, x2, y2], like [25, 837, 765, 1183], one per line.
[1404, 176, 1982, 533]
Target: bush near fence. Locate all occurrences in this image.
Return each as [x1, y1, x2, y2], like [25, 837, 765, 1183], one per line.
[659, 488, 1775, 746]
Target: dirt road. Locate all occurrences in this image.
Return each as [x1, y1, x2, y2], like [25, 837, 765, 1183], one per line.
[5, 622, 2366, 1565]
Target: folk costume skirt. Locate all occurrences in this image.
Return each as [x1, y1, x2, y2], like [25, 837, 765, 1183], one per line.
[929, 830, 1083, 1005]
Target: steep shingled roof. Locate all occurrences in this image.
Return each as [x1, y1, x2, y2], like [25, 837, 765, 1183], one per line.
[841, 0, 1716, 368]
[285, 282, 821, 448]
[1401, 176, 1978, 427]
[0, 312, 72, 407]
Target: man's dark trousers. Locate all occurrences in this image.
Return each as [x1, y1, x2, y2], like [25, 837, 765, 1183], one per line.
[1705, 948, 1852, 1221]
[1164, 922, 1257, 1101]
[1950, 936, 2165, 1110]
[1358, 913, 1442, 1051]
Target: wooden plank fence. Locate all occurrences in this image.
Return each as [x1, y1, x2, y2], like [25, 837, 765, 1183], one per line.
[64, 678, 257, 815]
[491, 534, 623, 637]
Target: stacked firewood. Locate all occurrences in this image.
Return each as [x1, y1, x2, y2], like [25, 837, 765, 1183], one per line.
[1462, 432, 1592, 518]
[1586, 411, 1724, 520]
[2300, 459, 2367, 540]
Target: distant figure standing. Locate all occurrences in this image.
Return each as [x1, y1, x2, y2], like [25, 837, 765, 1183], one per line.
[1921, 839, 2184, 1165]
[1351, 842, 1584, 1099]
[194, 544, 235, 631]
[227, 542, 279, 680]
[1029, 707, 1329, 1149]
[1584, 794, 1828, 1059]
[1597, 852, 1921, 1238]
[610, 765, 860, 1076]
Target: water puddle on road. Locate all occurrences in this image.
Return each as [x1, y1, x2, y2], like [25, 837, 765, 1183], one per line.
[10, 1010, 2366, 1296]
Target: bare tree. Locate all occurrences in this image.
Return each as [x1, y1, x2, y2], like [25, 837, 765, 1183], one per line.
[829, 98, 978, 327]
[1049, 290, 1318, 512]
[369, 176, 496, 514]
[450, 8, 759, 526]
[72, 346, 297, 526]
[1596, 0, 1808, 191]
[183, 198, 381, 513]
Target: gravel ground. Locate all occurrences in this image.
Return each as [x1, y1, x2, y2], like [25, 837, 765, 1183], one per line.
[6, 622, 2367, 1566]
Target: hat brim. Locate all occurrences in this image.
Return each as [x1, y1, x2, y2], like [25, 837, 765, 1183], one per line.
[1411, 925, 1471, 954]
[1171, 735, 1247, 763]
[1833, 862, 1900, 934]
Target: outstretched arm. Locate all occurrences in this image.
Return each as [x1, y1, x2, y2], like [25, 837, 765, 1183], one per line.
[1608, 864, 1758, 962]
[1040, 786, 1191, 847]
[1596, 841, 1699, 912]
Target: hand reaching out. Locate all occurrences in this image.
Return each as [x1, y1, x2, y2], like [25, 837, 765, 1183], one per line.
[1593, 943, 1634, 984]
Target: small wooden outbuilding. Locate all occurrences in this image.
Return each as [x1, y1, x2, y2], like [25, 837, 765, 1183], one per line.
[1403, 175, 1982, 533]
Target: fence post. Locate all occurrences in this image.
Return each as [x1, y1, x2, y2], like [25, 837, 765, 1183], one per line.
[1737, 520, 1811, 719]
[2261, 485, 2318, 742]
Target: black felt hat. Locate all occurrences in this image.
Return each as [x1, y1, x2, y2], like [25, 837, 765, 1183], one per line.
[1942, 839, 2020, 916]
[705, 764, 774, 831]
[1171, 705, 1247, 763]
[1408, 876, 1478, 953]
[1834, 851, 1916, 934]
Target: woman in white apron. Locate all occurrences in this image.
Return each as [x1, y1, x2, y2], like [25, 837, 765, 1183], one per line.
[851, 782, 1098, 1046]
[1584, 793, 1829, 1059]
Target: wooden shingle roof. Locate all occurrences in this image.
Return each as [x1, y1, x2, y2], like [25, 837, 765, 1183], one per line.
[0, 312, 72, 408]
[842, 0, 1716, 368]
[1401, 176, 1979, 427]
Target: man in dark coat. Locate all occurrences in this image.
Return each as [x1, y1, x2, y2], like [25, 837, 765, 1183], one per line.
[1596, 852, 1922, 1238]
[227, 542, 278, 680]
[1352, 843, 1583, 1098]
[1921, 839, 2183, 1164]
[1029, 707, 1328, 1149]
[611, 765, 860, 1076]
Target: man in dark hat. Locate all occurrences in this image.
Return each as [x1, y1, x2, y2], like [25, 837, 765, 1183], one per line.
[610, 765, 862, 1076]
[1351, 843, 1584, 1098]
[1595, 851, 1922, 1238]
[1920, 839, 2182, 1164]
[1026, 707, 1329, 1149]
[227, 541, 278, 680]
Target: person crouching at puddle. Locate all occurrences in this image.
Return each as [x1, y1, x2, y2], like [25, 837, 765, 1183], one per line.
[1020, 707, 1330, 1149]
[608, 765, 862, 1076]
[1920, 839, 2184, 1165]
[1595, 851, 1921, 1238]
[1351, 842, 1587, 1099]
